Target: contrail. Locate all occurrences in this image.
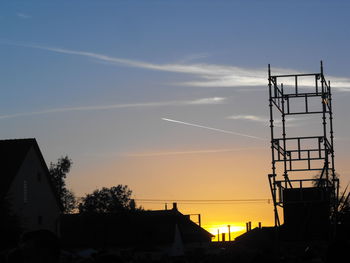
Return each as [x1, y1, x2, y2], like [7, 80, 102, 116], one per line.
[0, 97, 225, 120]
[124, 147, 265, 157]
[161, 118, 264, 140]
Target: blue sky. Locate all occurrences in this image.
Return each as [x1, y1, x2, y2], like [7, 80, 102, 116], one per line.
[2, 0, 350, 228]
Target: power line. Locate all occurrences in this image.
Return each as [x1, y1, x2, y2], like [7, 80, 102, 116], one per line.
[134, 198, 271, 205]
[135, 202, 269, 205]
[76, 197, 271, 204]
[134, 198, 269, 202]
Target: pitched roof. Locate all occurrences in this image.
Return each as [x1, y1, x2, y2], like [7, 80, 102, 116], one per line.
[0, 138, 61, 210]
[234, 227, 275, 247]
[60, 209, 213, 248]
[0, 138, 35, 199]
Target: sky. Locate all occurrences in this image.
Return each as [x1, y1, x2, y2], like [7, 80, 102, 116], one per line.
[2, 0, 350, 239]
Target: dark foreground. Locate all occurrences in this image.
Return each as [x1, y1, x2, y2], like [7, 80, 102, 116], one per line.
[1, 229, 349, 263]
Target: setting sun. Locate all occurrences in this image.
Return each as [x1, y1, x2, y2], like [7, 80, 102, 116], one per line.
[206, 223, 246, 241]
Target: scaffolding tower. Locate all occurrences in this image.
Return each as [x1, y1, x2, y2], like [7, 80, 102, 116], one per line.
[268, 61, 339, 239]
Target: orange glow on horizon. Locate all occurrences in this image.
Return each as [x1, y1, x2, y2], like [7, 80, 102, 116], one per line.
[69, 148, 276, 235]
[205, 223, 246, 241]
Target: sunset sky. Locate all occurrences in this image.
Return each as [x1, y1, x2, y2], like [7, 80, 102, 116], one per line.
[2, 0, 350, 239]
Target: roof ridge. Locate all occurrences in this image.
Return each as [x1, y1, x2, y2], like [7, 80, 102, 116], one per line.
[0, 138, 36, 142]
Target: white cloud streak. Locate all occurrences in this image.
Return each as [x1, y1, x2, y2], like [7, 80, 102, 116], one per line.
[123, 147, 265, 157]
[16, 13, 31, 19]
[227, 115, 268, 122]
[0, 97, 225, 120]
[227, 114, 308, 127]
[6, 42, 350, 90]
[162, 118, 264, 140]
[175, 53, 209, 64]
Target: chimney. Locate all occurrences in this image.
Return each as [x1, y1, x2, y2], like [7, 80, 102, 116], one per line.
[228, 225, 231, 241]
[172, 202, 178, 211]
[221, 233, 226, 242]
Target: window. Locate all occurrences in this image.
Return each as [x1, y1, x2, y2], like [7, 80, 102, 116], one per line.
[38, 216, 43, 225]
[23, 180, 28, 203]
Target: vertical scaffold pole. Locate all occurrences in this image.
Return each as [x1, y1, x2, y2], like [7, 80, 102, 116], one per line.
[268, 64, 280, 227]
[321, 61, 330, 183]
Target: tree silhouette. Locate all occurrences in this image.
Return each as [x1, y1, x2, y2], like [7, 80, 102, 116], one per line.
[312, 170, 339, 187]
[337, 185, 350, 218]
[78, 185, 139, 213]
[49, 156, 77, 213]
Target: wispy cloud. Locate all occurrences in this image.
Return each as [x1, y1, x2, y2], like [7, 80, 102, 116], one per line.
[0, 97, 225, 120]
[227, 115, 268, 122]
[175, 53, 210, 64]
[21, 44, 272, 87]
[227, 114, 307, 127]
[162, 118, 264, 140]
[5, 42, 350, 90]
[188, 97, 225, 105]
[16, 13, 31, 19]
[123, 147, 264, 157]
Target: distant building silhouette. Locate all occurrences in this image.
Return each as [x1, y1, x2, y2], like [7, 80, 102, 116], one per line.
[60, 203, 213, 252]
[0, 138, 61, 234]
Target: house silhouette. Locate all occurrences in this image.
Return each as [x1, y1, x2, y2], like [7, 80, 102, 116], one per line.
[60, 203, 213, 252]
[0, 138, 61, 235]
